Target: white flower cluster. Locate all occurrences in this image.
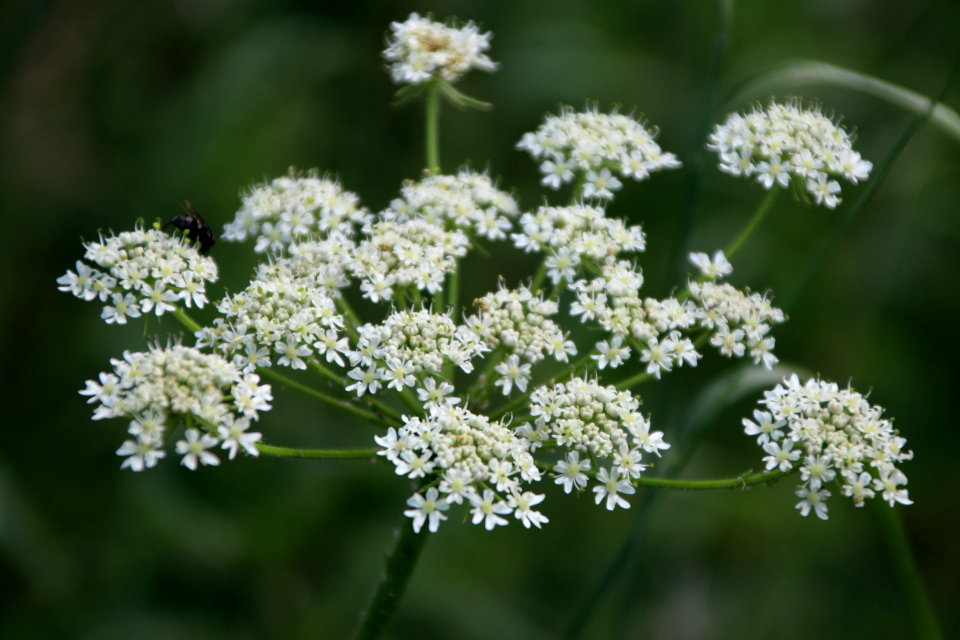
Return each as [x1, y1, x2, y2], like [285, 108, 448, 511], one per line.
[383, 13, 497, 85]
[689, 280, 785, 369]
[345, 310, 487, 397]
[511, 204, 646, 286]
[746, 375, 912, 520]
[198, 241, 348, 373]
[377, 403, 546, 532]
[80, 344, 271, 472]
[708, 100, 873, 208]
[517, 106, 681, 199]
[526, 377, 668, 510]
[385, 169, 519, 241]
[221, 172, 371, 253]
[351, 219, 468, 302]
[571, 262, 698, 377]
[467, 285, 577, 394]
[57, 226, 218, 325]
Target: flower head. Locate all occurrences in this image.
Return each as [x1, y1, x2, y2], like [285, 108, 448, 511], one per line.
[58, 226, 218, 322]
[83, 344, 272, 472]
[749, 375, 913, 518]
[384, 13, 497, 85]
[517, 106, 680, 198]
[708, 100, 872, 208]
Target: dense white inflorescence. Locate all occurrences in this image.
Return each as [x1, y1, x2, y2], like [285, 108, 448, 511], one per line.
[221, 172, 371, 252]
[62, 16, 908, 531]
[57, 226, 218, 325]
[517, 106, 681, 199]
[746, 375, 912, 520]
[708, 100, 873, 208]
[383, 13, 497, 85]
[80, 344, 271, 472]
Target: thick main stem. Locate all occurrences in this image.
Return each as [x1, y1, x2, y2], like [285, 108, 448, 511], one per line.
[355, 522, 431, 640]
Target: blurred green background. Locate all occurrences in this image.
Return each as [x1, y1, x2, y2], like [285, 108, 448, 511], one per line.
[2, 1, 958, 638]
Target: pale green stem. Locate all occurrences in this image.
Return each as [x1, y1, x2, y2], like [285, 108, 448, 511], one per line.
[634, 467, 794, 490]
[724, 186, 779, 261]
[426, 83, 440, 174]
[335, 297, 362, 341]
[570, 172, 587, 204]
[258, 444, 378, 460]
[529, 262, 549, 294]
[172, 308, 201, 333]
[307, 358, 404, 423]
[256, 366, 396, 428]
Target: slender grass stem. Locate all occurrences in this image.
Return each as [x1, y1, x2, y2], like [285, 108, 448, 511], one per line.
[873, 502, 943, 640]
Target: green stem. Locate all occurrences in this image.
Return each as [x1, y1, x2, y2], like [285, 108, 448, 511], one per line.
[172, 308, 201, 333]
[335, 297, 363, 341]
[724, 186, 778, 261]
[570, 171, 587, 204]
[307, 359, 404, 423]
[530, 261, 549, 293]
[256, 366, 396, 428]
[426, 83, 441, 174]
[355, 519, 431, 640]
[873, 502, 943, 640]
[258, 444, 378, 460]
[634, 467, 794, 490]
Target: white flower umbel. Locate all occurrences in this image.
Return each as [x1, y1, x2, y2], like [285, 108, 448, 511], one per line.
[221, 171, 371, 252]
[529, 376, 667, 510]
[379, 404, 545, 531]
[200, 240, 348, 374]
[81, 344, 271, 471]
[511, 203, 646, 288]
[748, 374, 913, 519]
[386, 169, 519, 241]
[345, 309, 487, 398]
[708, 100, 873, 208]
[517, 106, 681, 199]
[466, 285, 576, 391]
[58, 225, 218, 323]
[384, 13, 497, 85]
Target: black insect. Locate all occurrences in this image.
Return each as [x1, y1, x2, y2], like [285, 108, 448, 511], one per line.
[165, 198, 216, 254]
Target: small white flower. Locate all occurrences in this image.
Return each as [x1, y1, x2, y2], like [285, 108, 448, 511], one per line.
[795, 487, 830, 520]
[404, 488, 449, 533]
[469, 489, 512, 530]
[494, 355, 531, 395]
[593, 467, 635, 511]
[175, 428, 221, 471]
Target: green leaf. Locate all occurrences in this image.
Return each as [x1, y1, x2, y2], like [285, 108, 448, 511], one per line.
[679, 363, 812, 437]
[725, 60, 960, 145]
[392, 83, 429, 107]
[437, 79, 492, 110]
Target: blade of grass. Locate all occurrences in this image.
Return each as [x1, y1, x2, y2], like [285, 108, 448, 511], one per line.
[782, 56, 960, 311]
[725, 60, 960, 145]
